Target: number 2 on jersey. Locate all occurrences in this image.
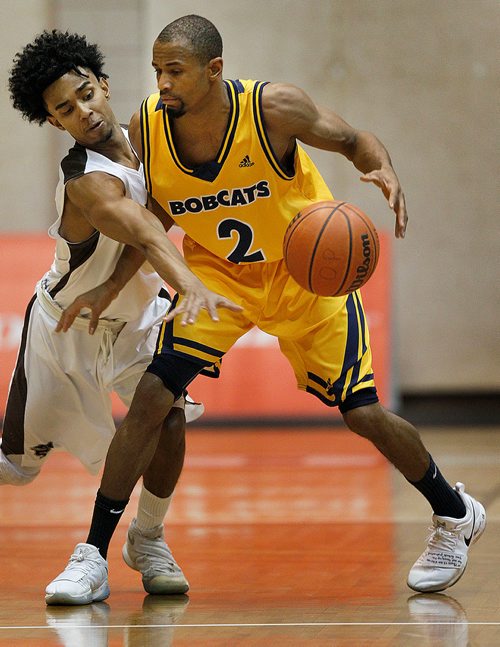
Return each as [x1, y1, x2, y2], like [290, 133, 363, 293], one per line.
[217, 218, 266, 264]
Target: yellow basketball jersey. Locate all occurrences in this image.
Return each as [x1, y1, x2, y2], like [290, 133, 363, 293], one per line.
[140, 79, 333, 263]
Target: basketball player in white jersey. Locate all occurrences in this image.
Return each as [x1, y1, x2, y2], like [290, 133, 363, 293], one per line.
[5, 30, 241, 602]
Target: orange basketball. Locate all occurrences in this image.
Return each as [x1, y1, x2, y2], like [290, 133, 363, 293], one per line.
[283, 200, 380, 296]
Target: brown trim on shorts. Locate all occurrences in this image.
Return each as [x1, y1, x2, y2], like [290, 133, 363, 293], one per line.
[1, 295, 36, 455]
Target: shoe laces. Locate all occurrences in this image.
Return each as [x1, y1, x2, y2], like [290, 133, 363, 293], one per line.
[66, 548, 102, 573]
[135, 537, 177, 574]
[426, 523, 458, 553]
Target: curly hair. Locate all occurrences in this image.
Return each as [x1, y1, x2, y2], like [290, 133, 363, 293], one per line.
[9, 30, 108, 125]
[157, 15, 222, 64]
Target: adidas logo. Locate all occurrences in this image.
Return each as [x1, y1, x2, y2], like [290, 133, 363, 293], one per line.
[239, 155, 255, 167]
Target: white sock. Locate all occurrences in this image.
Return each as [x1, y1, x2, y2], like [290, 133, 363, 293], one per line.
[135, 485, 172, 532]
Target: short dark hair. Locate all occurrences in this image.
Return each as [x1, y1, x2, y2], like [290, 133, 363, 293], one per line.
[9, 30, 108, 125]
[156, 15, 223, 64]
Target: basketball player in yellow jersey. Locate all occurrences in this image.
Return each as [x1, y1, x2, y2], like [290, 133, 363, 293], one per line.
[48, 15, 485, 601]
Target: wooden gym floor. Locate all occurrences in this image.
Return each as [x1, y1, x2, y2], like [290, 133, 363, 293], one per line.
[0, 425, 499, 646]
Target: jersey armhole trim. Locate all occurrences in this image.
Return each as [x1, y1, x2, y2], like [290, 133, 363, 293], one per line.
[252, 81, 294, 182]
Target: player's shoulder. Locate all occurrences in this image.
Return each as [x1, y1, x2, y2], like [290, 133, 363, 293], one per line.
[228, 79, 306, 113]
[60, 142, 89, 184]
[60, 141, 118, 186]
[262, 82, 309, 108]
[260, 83, 312, 131]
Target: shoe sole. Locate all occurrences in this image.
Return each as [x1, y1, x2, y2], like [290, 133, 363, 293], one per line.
[122, 543, 190, 595]
[45, 581, 110, 606]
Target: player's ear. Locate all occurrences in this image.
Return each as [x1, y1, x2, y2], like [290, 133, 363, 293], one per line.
[208, 57, 223, 81]
[46, 115, 65, 131]
[99, 77, 110, 99]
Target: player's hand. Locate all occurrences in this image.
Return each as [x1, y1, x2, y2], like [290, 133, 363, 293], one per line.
[360, 168, 408, 238]
[164, 282, 243, 326]
[55, 283, 118, 334]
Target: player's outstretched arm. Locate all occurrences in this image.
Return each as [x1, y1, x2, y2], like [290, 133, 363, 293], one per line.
[262, 83, 407, 238]
[65, 173, 242, 325]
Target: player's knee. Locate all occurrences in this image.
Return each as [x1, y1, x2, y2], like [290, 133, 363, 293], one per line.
[129, 372, 176, 428]
[162, 407, 186, 447]
[163, 405, 185, 435]
[0, 450, 40, 486]
[342, 402, 387, 440]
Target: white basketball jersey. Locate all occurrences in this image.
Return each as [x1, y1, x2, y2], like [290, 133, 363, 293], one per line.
[40, 128, 164, 321]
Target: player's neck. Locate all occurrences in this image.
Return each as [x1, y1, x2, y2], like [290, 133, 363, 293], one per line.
[175, 81, 229, 135]
[84, 124, 140, 170]
[169, 82, 230, 166]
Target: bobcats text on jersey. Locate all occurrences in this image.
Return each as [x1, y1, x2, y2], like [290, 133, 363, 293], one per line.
[168, 180, 271, 215]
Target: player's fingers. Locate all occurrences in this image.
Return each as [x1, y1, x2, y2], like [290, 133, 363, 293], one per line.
[55, 314, 65, 333]
[163, 302, 185, 323]
[184, 302, 201, 326]
[390, 189, 406, 238]
[396, 201, 408, 239]
[88, 311, 100, 335]
[220, 298, 243, 312]
[205, 300, 220, 322]
[181, 293, 199, 326]
[386, 180, 399, 210]
[56, 309, 76, 333]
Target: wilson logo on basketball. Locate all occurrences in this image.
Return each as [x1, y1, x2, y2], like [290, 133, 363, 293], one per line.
[347, 234, 372, 292]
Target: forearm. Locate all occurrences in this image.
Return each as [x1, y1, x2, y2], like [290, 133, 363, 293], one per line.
[104, 245, 145, 298]
[348, 130, 394, 174]
[140, 233, 203, 295]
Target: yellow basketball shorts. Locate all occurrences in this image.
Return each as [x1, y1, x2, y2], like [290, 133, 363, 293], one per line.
[147, 237, 378, 412]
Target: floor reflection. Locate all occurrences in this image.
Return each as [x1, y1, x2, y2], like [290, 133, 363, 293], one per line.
[407, 592, 469, 647]
[45, 595, 190, 647]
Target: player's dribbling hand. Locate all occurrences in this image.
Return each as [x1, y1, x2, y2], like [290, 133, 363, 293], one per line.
[360, 167, 408, 239]
[164, 283, 243, 326]
[55, 283, 118, 334]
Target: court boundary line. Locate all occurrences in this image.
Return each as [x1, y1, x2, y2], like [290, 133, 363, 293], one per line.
[1, 621, 500, 629]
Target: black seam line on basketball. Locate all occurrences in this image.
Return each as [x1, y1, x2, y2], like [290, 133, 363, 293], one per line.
[307, 202, 347, 292]
[283, 215, 304, 261]
[352, 209, 379, 269]
[333, 208, 353, 296]
[283, 210, 310, 260]
[285, 202, 345, 261]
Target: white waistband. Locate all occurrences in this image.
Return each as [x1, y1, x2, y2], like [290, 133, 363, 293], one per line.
[36, 285, 126, 334]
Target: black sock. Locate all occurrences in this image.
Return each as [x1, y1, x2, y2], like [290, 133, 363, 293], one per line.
[86, 489, 129, 559]
[408, 454, 466, 518]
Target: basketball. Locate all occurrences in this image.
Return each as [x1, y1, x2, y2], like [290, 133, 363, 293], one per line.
[283, 200, 380, 296]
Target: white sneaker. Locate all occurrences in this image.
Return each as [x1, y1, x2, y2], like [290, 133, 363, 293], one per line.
[184, 393, 204, 424]
[407, 483, 486, 593]
[122, 519, 189, 594]
[45, 543, 109, 606]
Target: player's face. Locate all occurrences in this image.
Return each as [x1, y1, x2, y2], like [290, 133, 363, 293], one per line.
[43, 69, 116, 146]
[152, 39, 218, 117]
